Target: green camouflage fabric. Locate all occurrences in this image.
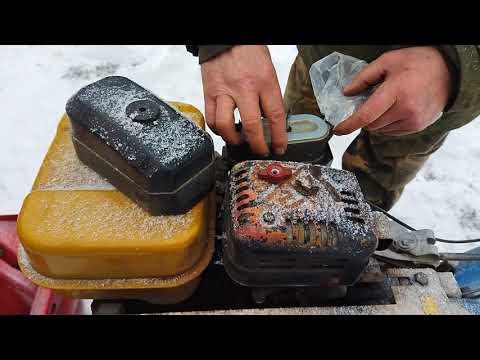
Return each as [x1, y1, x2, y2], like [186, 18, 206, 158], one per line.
[285, 45, 480, 210]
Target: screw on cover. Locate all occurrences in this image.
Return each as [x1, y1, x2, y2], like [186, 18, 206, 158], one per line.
[262, 212, 275, 223]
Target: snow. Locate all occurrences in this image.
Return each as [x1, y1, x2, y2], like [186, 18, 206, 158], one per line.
[1, 45, 479, 314]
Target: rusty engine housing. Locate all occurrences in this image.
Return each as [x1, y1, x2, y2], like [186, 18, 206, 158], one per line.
[223, 160, 378, 288]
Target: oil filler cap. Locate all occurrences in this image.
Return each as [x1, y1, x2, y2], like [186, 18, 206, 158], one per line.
[126, 99, 160, 123]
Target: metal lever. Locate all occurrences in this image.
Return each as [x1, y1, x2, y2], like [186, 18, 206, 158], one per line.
[373, 212, 480, 267]
[374, 212, 441, 267]
[439, 253, 480, 261]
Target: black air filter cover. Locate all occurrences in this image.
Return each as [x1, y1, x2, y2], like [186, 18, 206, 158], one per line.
[66, 76, 215, 215]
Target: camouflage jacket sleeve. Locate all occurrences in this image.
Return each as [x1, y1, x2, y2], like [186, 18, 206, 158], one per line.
[186, 44, 480, 130]
[297, 44, 480, 132]
[389, 45, 480, 129]
[185, 45, 234, 64]
[439, 45, 480, 130]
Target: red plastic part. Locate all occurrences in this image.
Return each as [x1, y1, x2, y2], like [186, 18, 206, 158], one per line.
[29, 288, 81, 315]
[0, 214, 83, 315]
[258, 163, 292, 184]
[0, 258, 37, 314]
[0, 215, 20, 267]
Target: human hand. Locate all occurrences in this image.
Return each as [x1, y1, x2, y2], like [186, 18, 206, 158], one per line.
[334, 46, 452, 136]
[200, 45, 288, 156]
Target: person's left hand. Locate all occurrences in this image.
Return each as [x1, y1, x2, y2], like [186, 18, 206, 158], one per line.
[334, 46, 453, 136]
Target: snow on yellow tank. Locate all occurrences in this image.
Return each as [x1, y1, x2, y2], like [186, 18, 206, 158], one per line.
[16, 102, 215, 304]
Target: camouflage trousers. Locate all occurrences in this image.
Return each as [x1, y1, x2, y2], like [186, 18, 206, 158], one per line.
[283, 53, 452, 211]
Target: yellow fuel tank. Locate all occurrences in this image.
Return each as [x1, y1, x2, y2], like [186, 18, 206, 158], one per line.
[17, 102, 213, 282]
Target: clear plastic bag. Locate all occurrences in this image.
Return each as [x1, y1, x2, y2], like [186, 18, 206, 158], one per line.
[309, 52, 374, 127]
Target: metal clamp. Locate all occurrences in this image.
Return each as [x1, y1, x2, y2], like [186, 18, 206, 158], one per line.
[373, 212, 441, 267]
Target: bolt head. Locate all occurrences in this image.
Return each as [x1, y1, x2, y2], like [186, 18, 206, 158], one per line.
[399, 239, 412, 250]
[263, 212, 275, 223]
[414, 272, 429, 286]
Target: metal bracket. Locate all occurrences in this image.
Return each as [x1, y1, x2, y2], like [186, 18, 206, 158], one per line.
[373, 212, 441, 267]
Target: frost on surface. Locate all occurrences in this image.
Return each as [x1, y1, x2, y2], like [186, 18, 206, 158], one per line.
[34, 122, 114, 191]
[31, 116, 199, 244]
[33, 191, 196, 244]
[69, 78, 211, 178]
[230, 161, 376, 245]
[2, 45, 479, 254]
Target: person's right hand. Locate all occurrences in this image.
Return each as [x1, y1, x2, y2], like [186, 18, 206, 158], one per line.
[200, 45, 288, 157]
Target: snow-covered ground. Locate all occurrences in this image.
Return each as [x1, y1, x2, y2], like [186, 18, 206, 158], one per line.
[1, 45, 479, 313]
